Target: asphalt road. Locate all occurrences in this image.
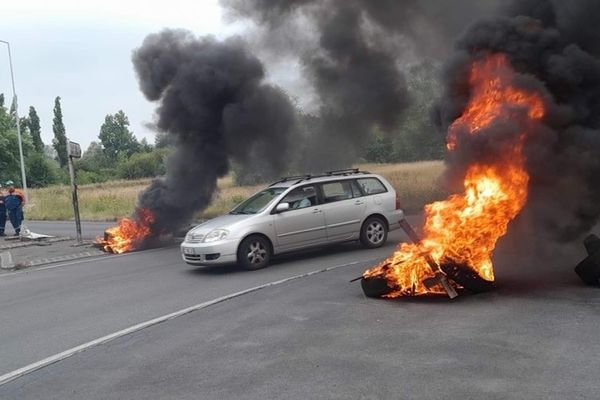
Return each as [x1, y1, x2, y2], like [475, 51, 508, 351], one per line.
[2, 217, 599, 398]
[0, 228, 407, 380]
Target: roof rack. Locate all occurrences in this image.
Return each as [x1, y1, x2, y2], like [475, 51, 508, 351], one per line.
[269, 168, 370, 187]
[326, 168, 360, 175]
[268, 174, 312, 187]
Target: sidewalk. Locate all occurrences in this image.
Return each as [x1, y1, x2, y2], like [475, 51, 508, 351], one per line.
[0, 236, 105, 271]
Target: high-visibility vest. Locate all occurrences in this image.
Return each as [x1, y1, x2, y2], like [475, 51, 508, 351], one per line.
[13, 189, 25, 205]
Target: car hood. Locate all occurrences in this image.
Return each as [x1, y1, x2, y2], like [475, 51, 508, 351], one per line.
[187, 213, 258, 235]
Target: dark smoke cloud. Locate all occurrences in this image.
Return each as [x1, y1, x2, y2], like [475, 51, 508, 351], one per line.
[436, 0, 600, 241]
[221, 0, 505, 171]
[132, 29, 296, 233]
[302, 3, 409, 170]
[223, 0, 504, 59]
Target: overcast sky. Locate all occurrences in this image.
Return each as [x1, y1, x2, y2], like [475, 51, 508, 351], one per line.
[0, 0, 247, 150]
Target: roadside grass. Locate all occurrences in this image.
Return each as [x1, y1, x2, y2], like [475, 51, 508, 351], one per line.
[358, 161, 447, 213]
[25, 161, 446, 221]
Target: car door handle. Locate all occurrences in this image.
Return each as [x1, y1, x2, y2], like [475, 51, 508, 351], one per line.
[312, 209, 322, 214]
[354, 200, 365, 205]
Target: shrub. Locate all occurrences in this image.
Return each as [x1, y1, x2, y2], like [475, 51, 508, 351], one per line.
[77, 170, 112, 185]
[117, 150, 167, 180]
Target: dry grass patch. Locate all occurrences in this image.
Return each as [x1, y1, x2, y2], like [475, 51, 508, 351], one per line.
[26, 177, 264, 221]
[359, 161, 447, 213]
[25, 161, 446, 221]
[27, 179, 150, 221]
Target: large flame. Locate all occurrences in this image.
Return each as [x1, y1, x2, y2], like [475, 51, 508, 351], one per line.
[364, 54, 545, 296]
[97, 208, 155, 254]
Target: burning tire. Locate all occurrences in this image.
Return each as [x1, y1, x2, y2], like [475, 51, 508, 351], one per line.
[361, 275, 396, 298]
[237, 235, 271, 270]
[440, 263, 495, 293]
[360, 216, 388, 249]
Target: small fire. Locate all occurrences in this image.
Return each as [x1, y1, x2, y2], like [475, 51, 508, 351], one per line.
[97, 208, 155, 254]
[364, 54, 545, 296]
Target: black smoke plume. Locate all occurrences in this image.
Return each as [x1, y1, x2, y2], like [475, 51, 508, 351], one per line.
[436, 0, 600, 241]
[132, 29, 296, 233]
[221, 0, 504, 171]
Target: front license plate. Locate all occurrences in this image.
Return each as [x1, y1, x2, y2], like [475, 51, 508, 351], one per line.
[183, 247, 197, 255]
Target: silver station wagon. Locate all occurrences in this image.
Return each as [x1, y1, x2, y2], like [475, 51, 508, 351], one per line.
[181, 169, 404, 270]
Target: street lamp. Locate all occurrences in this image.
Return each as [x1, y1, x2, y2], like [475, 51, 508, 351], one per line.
[0, 39, 28, 203]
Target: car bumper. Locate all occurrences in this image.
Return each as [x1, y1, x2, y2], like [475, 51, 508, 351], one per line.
[386, 209, 405, 231]
[180, 239, 239, 266]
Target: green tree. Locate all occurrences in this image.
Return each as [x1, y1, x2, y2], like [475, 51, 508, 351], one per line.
[139, 137, 153, 153]
[0, 95, 34, 185]
[154, 131, 171, 148]
[0, 95, 11, 133]
[365, 133, 395, 163]
[26, 152, 60, 187]
[99, 110, 140, 161]
[76, 141, 110, 171]
[7, 97, 29, 135]
[363, 61, 445, 163]
[28, 106, 44, 152]
[392, 61, 445, 162]
[8, 97, 17, 127]
[52, 96, 68, 167]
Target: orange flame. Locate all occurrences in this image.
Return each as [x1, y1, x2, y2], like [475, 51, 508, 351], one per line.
[364, 54, 545, 296]
[96, 208, 155, 254]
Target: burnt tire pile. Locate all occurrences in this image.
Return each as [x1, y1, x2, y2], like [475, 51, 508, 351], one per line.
[575, 234, 600, 286]
[360, 262, 494, 298]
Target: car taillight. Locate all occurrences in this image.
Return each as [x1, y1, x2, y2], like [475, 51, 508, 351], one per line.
[395, 193, 402, 210]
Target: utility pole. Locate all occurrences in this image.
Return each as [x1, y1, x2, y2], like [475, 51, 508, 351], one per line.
[67, 141, 82, 244]
[0, 40, 28, 203]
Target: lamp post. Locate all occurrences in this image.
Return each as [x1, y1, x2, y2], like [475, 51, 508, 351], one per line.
[0, 39, 28, 203]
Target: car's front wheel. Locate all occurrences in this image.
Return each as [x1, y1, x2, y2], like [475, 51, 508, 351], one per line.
[360, 216, 388, 248]
[237, 235, 271, 270]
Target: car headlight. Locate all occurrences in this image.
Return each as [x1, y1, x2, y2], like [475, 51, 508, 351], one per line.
[186, 232, 204, 241]
[203, 229, 229, 243]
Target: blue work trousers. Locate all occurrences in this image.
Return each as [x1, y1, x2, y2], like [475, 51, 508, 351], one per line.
[8, 207, 23, 233]
[0, 210, 5, 233]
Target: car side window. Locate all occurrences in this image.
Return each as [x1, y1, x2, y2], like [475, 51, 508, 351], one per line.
[350, 180, 363, 198]
[321, 181, 354, 203]
[280, 186, 317, 210]
[356, 178, 387, 195]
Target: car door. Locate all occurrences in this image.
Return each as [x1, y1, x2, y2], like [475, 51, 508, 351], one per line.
[272, 185, 327, 252]
[318, 180, 366, 242]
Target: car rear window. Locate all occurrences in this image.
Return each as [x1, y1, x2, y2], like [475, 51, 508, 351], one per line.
[356, 178, 387, 195]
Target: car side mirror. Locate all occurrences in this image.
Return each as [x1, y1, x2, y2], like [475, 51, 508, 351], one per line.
[276, 203, 290, 213]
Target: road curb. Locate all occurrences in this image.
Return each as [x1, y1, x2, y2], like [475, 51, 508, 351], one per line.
[0, 252, 14, 270]
[0, 249, 106, 272]
[0, 237, 72, 251]
[21, 250, 107, 269]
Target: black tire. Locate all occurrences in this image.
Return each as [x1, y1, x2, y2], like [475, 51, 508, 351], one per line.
[237, 235, 271, 270]
[360, 216, 388, 249]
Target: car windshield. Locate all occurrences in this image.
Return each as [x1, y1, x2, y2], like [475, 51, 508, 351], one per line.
[230, 187, 287, 215]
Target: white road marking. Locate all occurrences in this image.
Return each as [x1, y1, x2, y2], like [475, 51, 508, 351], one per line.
[0, 259, 368, 386]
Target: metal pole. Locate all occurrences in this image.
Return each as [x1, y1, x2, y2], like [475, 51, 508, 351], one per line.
[0, 40, 28, 203]
[67, 155, 82, 244]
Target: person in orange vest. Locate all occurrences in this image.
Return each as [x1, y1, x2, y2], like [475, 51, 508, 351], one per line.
[0, 183, 6, 237]
[4, 181, 24, 236]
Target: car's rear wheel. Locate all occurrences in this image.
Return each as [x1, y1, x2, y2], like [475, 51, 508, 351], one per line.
[360, 216, 388, 248]
[237, 235, 271, 270]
